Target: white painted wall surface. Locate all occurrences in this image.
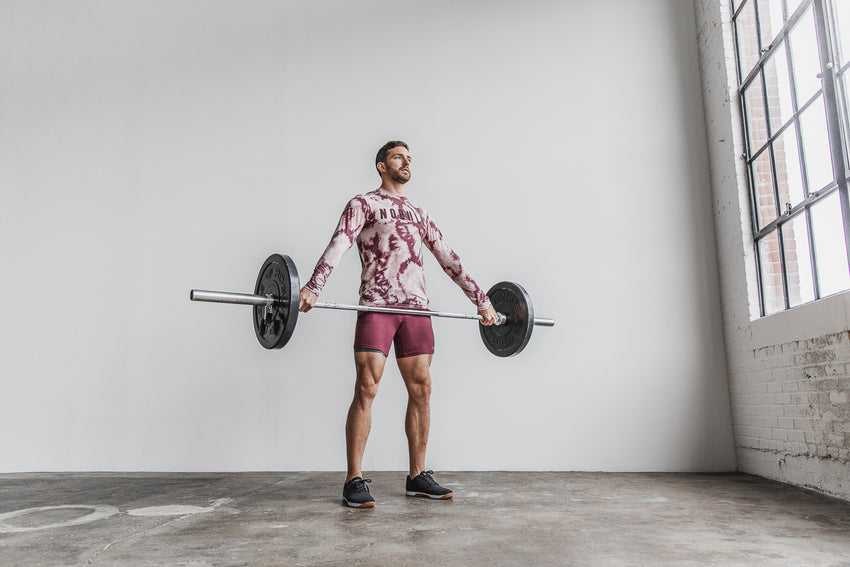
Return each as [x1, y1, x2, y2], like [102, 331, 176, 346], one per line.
[0, 0, 735, 472]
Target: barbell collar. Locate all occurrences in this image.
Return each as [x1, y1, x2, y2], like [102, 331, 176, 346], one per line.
[189, 289, 279, 306]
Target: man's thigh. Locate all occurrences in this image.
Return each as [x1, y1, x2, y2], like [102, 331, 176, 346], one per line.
[353, 350, 388, 388]
[396, 353, 432, 388]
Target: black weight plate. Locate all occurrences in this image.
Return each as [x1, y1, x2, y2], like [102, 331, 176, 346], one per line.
[479, 281, 534, 357]
[252, 254, 300, 349]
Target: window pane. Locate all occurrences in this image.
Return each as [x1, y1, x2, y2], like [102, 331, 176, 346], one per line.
[782, 214, 816, 306]
[773, 124, 806, 207]
[833, 0, 850, 66]
[811, 193, 850, 296]
[736, 0, 761, 77]
[799, 97, 835, 191]
[786, 0, 805, 18]
[744, 75, 769, 152]
[759, 230, 786, 314]
[789, 7, 822, 102]
[758, 0, 785, 48]
[752, 151, 778, 227]
[764, 42, 795, 132]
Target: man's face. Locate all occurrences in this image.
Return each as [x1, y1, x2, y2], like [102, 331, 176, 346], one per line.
[379, 146, 412, 184]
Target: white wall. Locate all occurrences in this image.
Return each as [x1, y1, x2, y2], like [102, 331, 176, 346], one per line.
[695, 0, 850, 500]
[0, 0, 735, 472]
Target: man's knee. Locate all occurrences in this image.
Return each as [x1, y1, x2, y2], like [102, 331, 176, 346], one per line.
[354, 379, 380, 406]
[407, 372, 431, 405]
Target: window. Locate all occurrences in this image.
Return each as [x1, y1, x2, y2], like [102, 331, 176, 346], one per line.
[732, 0, 850, 316]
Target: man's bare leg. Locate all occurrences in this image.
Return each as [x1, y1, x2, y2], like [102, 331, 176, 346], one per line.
[346, 351, 387, 481]
[397, 354, 433, 478]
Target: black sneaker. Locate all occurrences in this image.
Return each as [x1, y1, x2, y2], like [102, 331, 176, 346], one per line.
[405, 470, 453, 500]
[342, 476, 375, 508]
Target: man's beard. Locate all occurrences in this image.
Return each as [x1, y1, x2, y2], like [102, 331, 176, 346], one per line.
[389, 169, 410, 184]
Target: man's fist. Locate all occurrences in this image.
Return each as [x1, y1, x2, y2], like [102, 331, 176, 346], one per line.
[478, 304, 498, 326]
[299, 287, 318, 312]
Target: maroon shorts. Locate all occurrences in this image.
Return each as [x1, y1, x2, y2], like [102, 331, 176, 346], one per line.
[354, 311, 435, 358]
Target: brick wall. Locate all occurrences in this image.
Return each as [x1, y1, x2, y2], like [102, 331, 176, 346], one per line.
[732, 331, 850, 463]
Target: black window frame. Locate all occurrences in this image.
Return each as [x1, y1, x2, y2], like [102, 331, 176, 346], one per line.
[731, 0, 850, 316]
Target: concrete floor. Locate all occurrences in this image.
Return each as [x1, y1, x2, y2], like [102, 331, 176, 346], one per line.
[1, 472, 850, 566]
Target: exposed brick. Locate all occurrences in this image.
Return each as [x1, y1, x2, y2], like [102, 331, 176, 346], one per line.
[802, 365, 827, 380]
[822, 363, 847, 377]
[826, 333, 848, 346]
[827, 433, 845, 447]
[830, 391, 848, 405]
[795, 351, 837, 366]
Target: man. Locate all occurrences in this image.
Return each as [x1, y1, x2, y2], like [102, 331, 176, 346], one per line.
[299, 140, 497, 508]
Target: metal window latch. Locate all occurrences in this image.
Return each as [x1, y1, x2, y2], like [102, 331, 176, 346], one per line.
[817, 62, 834, 79]
[785, 202, 792, 215]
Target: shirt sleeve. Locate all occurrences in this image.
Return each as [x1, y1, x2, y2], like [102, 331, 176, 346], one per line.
[419, 207, 492, 310]
[304, 196, 369, 296]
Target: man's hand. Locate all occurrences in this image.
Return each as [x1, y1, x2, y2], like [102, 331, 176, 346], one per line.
[299, 287, 318, 312]
[478, 304, 498, 326]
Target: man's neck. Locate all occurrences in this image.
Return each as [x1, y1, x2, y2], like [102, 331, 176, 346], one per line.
[379, 179, 407, 196]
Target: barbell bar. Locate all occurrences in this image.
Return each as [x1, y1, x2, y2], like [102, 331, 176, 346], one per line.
[189, 253, 554, 357]
[189, 289, 556, 328]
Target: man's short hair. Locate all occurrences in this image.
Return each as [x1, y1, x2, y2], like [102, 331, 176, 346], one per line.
[375, 140, 409, 171]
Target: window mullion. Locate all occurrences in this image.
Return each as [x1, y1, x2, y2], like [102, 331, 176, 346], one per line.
[754, 183, 840, 237]
[804, 206, 822, 298]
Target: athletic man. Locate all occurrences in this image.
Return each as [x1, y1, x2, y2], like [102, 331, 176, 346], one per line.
[298, 140, 497, 508]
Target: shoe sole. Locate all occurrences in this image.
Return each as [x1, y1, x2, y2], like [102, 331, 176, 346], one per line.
[343, 498, 375, 508]
[405, 491, 453, 500]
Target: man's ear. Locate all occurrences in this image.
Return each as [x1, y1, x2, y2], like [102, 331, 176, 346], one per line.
[376, 161, 386, 174]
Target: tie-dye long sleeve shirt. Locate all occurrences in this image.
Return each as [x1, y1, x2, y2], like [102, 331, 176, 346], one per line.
[304, 188, 492, 311]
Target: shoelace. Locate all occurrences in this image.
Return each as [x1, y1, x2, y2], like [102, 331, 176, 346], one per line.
[350, 477, 372, 494]
[419, 470, 438, 488]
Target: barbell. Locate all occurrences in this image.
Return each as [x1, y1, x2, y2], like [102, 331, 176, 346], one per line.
[189, 253, 555, 357]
